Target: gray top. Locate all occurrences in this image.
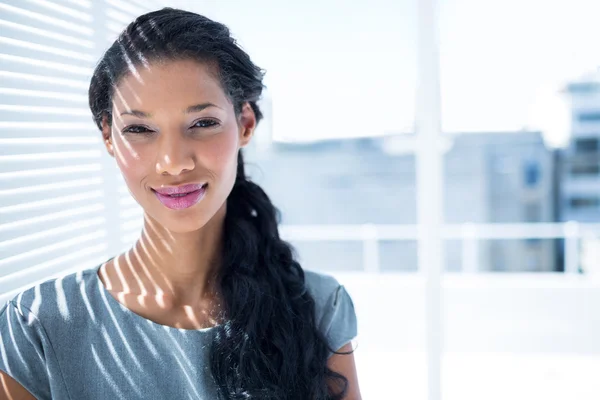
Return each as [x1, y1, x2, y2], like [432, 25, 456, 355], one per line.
[0, 262, 357, 400]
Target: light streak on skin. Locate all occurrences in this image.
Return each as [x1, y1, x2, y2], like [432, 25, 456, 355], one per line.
[118, 43, 143, 84]
[133, 236, 162, 291]
[112, 256, 130, 294]
[124, 249, 146, 297]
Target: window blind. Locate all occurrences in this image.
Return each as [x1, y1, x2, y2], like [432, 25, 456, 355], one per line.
[0, 0, 166, 304]
[103, 0, 159, 253]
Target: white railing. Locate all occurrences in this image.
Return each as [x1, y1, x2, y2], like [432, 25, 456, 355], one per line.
[280, 221, 600, 274]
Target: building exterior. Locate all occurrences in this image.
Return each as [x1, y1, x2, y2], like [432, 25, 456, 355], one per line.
[245, 131, 557, 273]
[557, 73, 600, 274]
[559, 76, 600, 223]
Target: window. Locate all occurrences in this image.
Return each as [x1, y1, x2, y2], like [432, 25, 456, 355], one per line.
[524, 203, 542, 245]
[567, 82, 600, 94]
[3, 2, 599, 399]
[578, 113, 600, 123]
[570, 164, 600, 176]
[575, 138, 599, 152]
[524, 203, 541, 222]
[569, 196, 600, 209]
[523, 160, 541, 187]
[0, 0, 166, 302]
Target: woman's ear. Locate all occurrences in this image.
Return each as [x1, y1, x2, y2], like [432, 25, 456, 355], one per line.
[238, 102, 256, 148]
[101, 114, 115, 157]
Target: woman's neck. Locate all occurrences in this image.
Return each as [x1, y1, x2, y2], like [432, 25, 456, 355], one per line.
[110, 205, 226, 309]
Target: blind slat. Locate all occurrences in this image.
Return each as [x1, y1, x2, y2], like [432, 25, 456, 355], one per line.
[125, 0, 161, 12]
[119, 207, 142, 219]
[58, 0, 92, 9]
[22, 0, 93, 22]
[1, 217, 105, 250]
[0, 54, 92, 75]
[0, 165, 102, 180]
[0, 231, 107, 271]
[0, 36, 95, 62]
[0, 137, 99, 144]
[0, 71, 88, 89]
[0, 104, 90, 116]
[0, 87, 87, 102]
[0, 178, 102, 196]
[0, 204, 104, 233]
[0, 247, 107, 301]
[0, 190, 103, 213]
[106, 7, 135, 25]
[0, 18, 94, 48]
[0, 150, 101, 162]
[0, 121, 93, 129]
[105, 0, 145, 17]
[0, 3, 93, 35]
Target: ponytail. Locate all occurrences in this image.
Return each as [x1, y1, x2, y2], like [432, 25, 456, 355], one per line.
[209, 150, 349, 399]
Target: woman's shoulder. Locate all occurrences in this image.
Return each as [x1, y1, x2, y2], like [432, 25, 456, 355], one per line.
[302, 269, 358, 353]
[303, 269, 343, 301]
[0, 265, 102, 399]
[1, 264, 101, 327]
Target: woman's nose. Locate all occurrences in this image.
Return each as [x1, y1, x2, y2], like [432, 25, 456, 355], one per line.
[155, 134, 195, 176]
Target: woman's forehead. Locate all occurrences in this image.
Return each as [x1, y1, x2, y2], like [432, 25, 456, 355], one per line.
[112, 59, 229, 113]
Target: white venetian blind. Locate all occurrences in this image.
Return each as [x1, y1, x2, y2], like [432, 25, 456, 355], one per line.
[0, 0, 167, 304]
[103, 0, 158, 253]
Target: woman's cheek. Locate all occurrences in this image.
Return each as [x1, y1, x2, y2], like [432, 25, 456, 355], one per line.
[114, 134, 141, 167]
[114, 139, 147, 198]
[202, 131, 239, 176]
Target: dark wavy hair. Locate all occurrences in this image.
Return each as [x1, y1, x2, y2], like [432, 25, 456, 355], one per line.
[88, 8, 349, 400]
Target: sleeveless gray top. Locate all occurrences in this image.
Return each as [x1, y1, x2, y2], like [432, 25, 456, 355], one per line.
[0, 262, 357, 399]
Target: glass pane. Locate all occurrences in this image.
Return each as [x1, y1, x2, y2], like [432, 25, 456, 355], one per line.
[440, 0, 599, 398]
[199, 1, 422, 398]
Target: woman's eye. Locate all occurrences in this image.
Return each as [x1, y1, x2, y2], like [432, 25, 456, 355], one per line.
[121, 120, 218, 135]
[192, 119, 219, 129]
[122, 125, 152, 134]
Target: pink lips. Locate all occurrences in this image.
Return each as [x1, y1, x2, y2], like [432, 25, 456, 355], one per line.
[153, 183, 207, 210]
[154, 183, 205, 195]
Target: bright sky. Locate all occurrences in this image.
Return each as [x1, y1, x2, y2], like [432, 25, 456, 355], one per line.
[180, 0, 600, 147]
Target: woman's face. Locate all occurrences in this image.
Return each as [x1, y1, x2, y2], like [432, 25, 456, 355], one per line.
[101, 59, 256, 233]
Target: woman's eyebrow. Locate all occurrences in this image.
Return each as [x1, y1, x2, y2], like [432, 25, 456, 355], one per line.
[119, 103, 222, 118]
[185, 102, 223, 113]
[120, 109, 151, 118]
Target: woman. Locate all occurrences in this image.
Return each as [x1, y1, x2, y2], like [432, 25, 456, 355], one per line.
[0, 7, 360, 400]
